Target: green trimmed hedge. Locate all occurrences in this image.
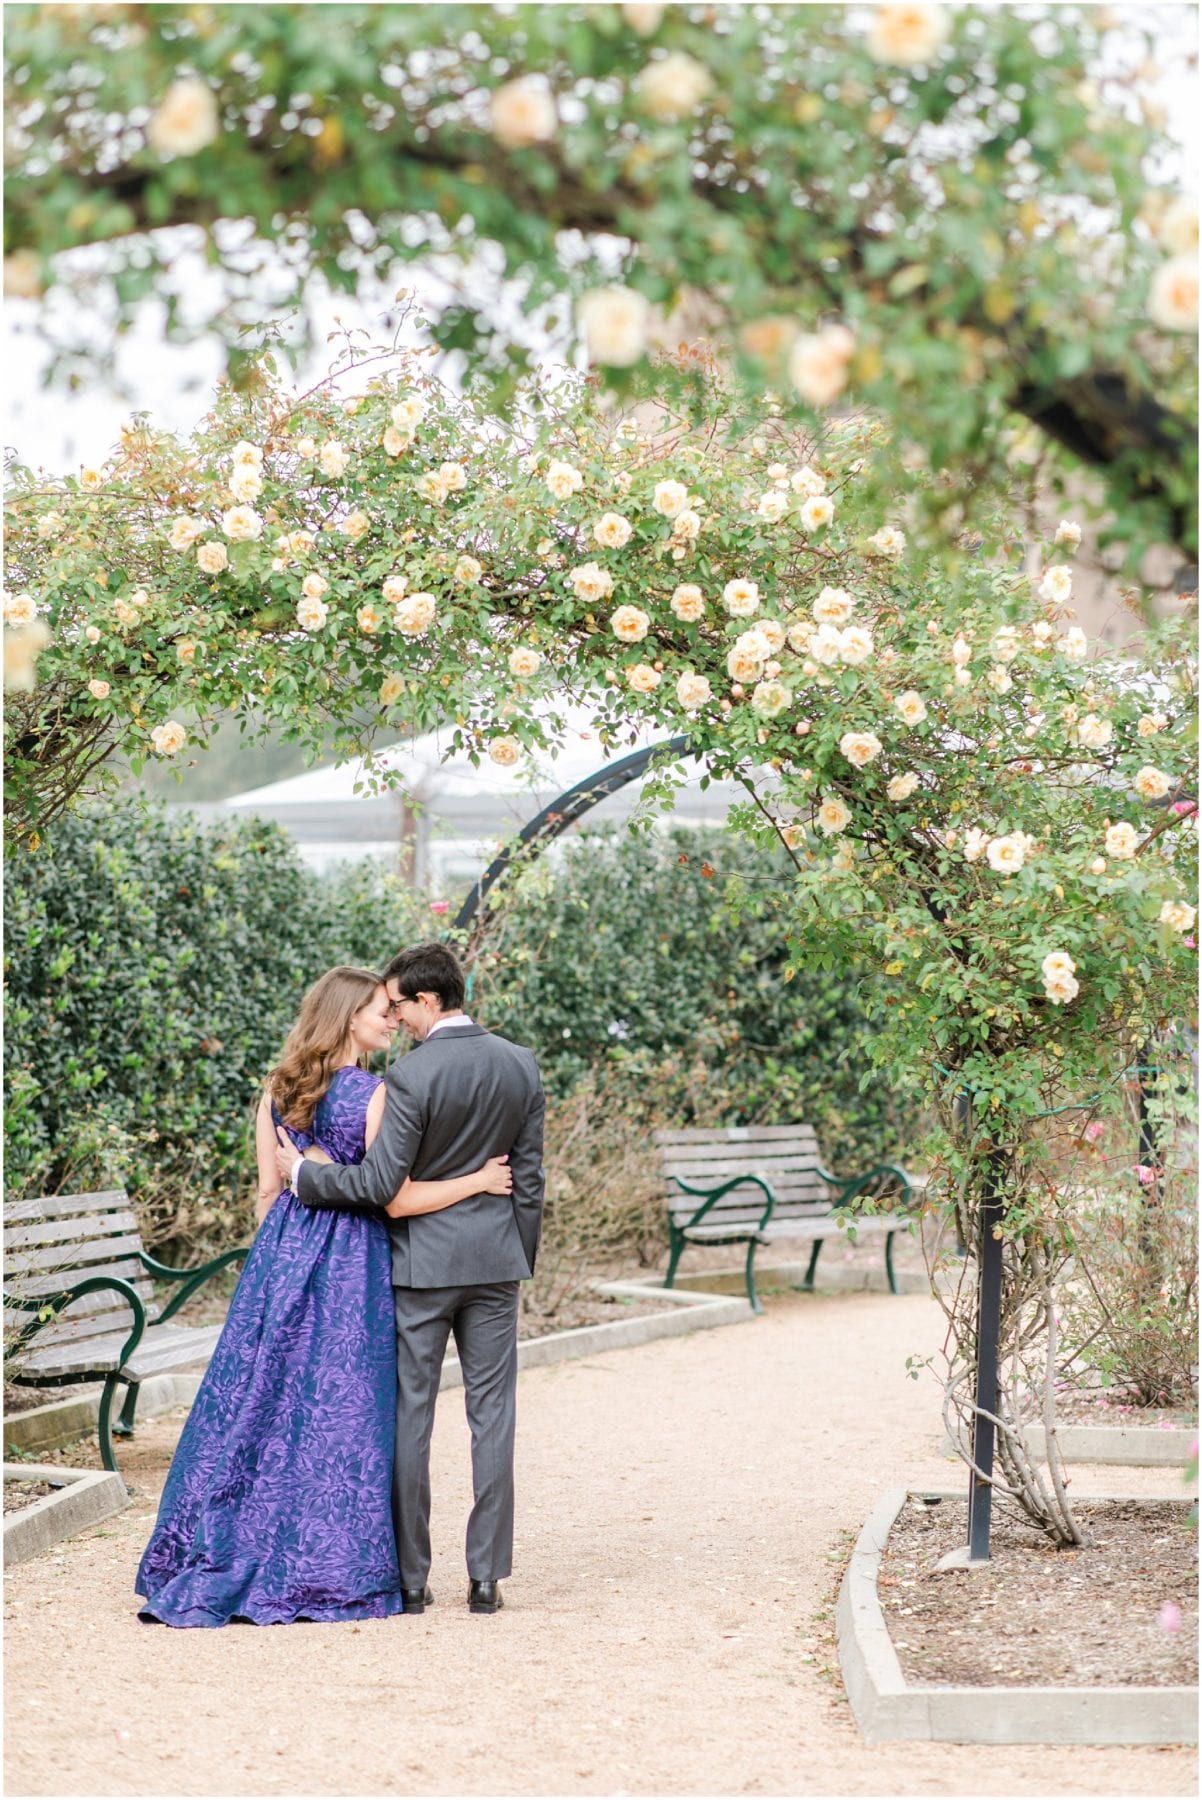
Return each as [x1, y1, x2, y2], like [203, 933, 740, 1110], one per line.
[3, 800, 432, 1252]
[5, 802, 919, 1257]
[472, 826, 919, 1170]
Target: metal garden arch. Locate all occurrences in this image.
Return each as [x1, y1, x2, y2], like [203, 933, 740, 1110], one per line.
[447, 733, 1017, 1565]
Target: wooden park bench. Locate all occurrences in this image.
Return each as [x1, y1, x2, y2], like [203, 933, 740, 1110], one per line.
[655, 1125, 920, 1312]
[4, 1189, 249, 1473]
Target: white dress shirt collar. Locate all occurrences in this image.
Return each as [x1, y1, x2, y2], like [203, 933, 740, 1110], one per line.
[424, 1013, 475, 1037]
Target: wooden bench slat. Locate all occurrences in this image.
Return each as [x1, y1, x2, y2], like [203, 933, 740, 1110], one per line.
[5, 1234, 144, 1275]
[651, 1123, 820, 1137]
[683, 1213, 903, 1244]
[4, 1211, 139, 1252]
[17, 1322, 224, 1382]
[762, 1214, 900, 1239]
[6, 1303, 164, 1346]
[5, 1256, 150, 1301]
[672, 1202, 831, 1231]
[666, 1176, 829, 1196]
[4, 1190, 130, 1224]
[5, 1279, 157, 1325]
[662, 1155, 824, 1174]
[123, 1327, 225, 1381]
[668, 1187, 830, 1210]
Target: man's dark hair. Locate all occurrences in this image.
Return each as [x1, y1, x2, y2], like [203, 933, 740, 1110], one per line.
[382, 941, 466, 1012]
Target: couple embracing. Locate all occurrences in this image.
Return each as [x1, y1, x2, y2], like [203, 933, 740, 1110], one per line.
[136, 941, 545, 1626]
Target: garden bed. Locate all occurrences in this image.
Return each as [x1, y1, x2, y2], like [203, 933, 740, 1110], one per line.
[838, 1488, 1199, 1746]
[881, 1497, 1197, 1691]
[4, 1479, 55, 1514]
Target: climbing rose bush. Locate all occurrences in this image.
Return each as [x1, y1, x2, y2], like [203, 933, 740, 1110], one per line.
[5, 346, 1195, 1541]
[5, 347, 1194, 1124]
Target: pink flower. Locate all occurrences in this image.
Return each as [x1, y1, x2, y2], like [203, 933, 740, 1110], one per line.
[1157, 1602, 1182, 1634]
[429, 900, 450, 914]
[1185, 937, 1197, 950]
[1084, 1121, 1105, 1143]
[1171, 799, 1197, 817]
[1133, 1164, 1160, 1186]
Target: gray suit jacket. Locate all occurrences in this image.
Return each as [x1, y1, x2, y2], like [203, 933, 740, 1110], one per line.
[295, 1023, 545, 1288]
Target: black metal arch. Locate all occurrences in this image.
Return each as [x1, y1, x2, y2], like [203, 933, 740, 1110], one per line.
[454, 734, 696, 943]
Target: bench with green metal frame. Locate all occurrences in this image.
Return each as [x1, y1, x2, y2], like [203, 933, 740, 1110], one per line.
[4, 1189, 249, 1473]
[656, 1125, 920, 1312]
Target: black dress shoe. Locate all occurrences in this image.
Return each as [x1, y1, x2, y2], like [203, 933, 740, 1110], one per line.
[402, 1586, 433, 1614]
[468, 1579, 502, 1614]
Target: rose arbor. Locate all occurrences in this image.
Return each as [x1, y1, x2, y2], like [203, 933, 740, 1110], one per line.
[5, 351, 1196, 1548]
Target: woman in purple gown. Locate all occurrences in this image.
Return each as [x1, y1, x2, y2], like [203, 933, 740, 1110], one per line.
[136, 965, 512, 1627]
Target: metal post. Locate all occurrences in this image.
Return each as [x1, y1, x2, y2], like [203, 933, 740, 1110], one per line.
[966, 1167, 1005, 1563]
[1133, 1043, 1164, 1259]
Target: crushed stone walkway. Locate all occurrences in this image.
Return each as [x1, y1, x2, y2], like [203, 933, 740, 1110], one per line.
[4, 1288, 1196, 1797]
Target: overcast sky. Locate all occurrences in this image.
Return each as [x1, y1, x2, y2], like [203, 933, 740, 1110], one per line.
[5, 3, 1196, 478]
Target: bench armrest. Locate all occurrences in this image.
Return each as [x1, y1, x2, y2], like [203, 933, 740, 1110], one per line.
[4, 1274, 148, 1371]
[670, 1173, 776, 1233]
[139, 1246, 251, 1325]
[816, 1162, 918, 1212]
[816, 1166, 921, 1209]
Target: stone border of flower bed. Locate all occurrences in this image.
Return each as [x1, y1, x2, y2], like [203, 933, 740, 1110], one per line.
[936, 1424, 1197, 1469]
[837, 1486, 1198, 1747]
[1014, 1425, 1194, 1468]
[1020, 1424, 1196, 1468]
[3, 1463, 128, 1568]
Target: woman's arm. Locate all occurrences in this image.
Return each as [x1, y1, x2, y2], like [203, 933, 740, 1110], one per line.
[362, 1085, 512, 1218]
[386, 1156, 512, 1219]
[254, 1094, 285, 1224]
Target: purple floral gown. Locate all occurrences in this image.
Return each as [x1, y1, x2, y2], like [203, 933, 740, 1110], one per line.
[136, 1065, 403, 1626]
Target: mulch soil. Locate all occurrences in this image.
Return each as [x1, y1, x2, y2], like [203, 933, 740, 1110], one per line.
[881, 1496, 1198, 1689]
[4, 1383, 55, 1417]
[3, 1478, 56, 1513]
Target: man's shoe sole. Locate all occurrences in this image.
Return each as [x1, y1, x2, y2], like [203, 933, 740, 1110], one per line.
[468, 1595, 502, 1614]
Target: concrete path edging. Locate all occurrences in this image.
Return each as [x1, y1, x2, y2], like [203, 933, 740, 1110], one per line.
[7, 1292, 756, 1443]
[438, 1285, 755, 1390]
[837, 1486, 1199, 1746]
[664, 1259, 933, 1299]
[4, 1372, 204, 1460]
[3, 1464, 128, 1567]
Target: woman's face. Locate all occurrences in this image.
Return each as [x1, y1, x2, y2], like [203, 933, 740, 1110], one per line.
[351, 985, 396, 1056]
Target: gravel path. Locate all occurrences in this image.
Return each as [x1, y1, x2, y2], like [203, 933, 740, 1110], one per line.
[4, 1288, 1196, 1797]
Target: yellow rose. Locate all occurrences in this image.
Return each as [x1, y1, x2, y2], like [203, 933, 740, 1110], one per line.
[838, 731, 883, 769]
[150, 720, 187, 756]
[611, 605, 650, 643]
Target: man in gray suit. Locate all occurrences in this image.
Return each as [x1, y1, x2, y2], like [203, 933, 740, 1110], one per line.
[275, 942, 544, 1616]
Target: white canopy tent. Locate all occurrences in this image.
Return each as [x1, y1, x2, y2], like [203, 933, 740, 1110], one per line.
[205, 706, 750, 889]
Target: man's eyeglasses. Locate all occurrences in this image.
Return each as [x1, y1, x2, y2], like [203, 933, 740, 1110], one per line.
[385, 996, 409, 1017]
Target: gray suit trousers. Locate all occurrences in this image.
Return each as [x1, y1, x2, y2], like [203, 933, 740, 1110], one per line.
[392, 1281, 520, 1588]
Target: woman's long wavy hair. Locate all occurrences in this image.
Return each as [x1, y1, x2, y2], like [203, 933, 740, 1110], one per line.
[267, 966, 383, 1131]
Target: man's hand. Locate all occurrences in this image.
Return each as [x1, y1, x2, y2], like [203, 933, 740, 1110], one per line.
[274, 1126, 297, 1187]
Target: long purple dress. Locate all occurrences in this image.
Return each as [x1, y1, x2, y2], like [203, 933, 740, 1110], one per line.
[136, 1065, 403, 1626]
